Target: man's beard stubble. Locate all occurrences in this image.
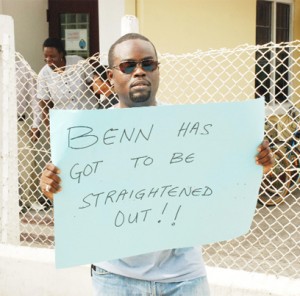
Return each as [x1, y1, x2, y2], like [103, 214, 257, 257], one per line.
[129, 89, 151, 103]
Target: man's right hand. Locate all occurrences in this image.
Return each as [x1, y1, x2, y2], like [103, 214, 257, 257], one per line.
[40, 163, 62, 201]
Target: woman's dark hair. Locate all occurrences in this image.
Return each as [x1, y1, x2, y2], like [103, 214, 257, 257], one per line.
[43, 37, 67, 57]
[94, 65, 109, 81]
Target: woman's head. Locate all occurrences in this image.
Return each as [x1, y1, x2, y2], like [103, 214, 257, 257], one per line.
[43, 37, 66, 69]
[92, 65, 113, 97]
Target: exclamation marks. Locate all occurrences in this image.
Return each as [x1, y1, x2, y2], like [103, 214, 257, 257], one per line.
[158, 203, 182, 226]
[171, 205, 182, 226]
[158, 202, 168, 223]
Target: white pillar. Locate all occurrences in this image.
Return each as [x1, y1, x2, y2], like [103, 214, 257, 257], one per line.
[121, 15, 139, 36]
[0, 14, 20, 244]
[98, 0, 125, 63]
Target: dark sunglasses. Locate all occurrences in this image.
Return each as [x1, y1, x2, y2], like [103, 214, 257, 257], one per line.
[112, 59, 159, 74]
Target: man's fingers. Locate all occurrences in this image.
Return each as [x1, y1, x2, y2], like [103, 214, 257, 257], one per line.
[40, 163, 62, 199]
[45, 163, 61, 174]
[256, 140, 274, 173]
[44, 167, 61, 184]
[42, 175, 61, 192]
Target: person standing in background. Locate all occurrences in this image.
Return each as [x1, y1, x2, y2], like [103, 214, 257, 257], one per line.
[92, 64, 119, 108]
[35, 37, 99, 135]
[34, 38, 99, 209]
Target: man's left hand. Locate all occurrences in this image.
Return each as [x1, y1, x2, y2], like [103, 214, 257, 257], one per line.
[256, 140, 274, 174]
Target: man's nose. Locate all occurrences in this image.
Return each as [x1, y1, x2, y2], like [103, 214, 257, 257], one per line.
[133, 64, 146, 76]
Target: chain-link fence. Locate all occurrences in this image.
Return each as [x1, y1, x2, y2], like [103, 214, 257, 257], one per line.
[11, 41, 300, 279]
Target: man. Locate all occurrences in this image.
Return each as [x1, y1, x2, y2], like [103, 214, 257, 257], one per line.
[40, 33, 274, 295]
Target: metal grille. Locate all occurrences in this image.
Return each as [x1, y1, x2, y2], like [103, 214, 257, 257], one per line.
[11, 41, 300, 279]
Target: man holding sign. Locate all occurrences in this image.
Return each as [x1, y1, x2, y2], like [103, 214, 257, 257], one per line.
[40, 33, 273, 296]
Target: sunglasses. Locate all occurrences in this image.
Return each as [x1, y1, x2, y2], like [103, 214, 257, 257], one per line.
[112, 59, 159, 74]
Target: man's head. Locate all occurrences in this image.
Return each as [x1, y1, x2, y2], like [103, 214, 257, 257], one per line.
[107, 33, 160, 108]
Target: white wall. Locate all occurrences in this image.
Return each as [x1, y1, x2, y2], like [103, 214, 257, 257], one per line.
[99, 0, 125, 63]
[1, 0, 48, 72]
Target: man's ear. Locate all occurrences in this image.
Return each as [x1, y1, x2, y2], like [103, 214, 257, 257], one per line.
[107, 69, 114, 87]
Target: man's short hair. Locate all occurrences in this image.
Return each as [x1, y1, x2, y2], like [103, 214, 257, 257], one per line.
[43, 37, 67, 57]
[108, 33, 158, 68]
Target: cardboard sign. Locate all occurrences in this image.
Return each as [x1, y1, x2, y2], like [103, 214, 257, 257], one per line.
[50, 99, 264, 268]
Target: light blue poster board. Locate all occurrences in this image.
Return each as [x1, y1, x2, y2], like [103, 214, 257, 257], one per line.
[50, 98, 264, 268]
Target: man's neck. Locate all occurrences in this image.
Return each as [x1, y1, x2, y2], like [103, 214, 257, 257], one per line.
[119, 99, 157, 109]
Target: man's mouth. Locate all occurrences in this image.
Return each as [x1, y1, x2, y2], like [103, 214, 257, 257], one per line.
[131, 80, 150, 89]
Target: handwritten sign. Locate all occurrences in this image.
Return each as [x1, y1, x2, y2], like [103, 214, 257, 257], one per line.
[50, 98, 264, 268]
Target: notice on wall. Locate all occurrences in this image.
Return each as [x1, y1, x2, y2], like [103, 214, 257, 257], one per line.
[50, 98, 264, 268]
[65, 29, 88, 51]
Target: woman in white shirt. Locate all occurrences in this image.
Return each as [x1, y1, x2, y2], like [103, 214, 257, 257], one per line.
[36, 37, 98, 133]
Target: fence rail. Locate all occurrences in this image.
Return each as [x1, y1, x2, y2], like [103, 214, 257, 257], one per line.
[1, 41, 300, 279]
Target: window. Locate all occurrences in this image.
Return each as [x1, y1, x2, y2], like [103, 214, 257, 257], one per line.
[60, 13, 90, 58]
[255, 0, 292, 103]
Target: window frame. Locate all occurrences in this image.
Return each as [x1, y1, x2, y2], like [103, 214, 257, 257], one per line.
[256, 0, 294, 106]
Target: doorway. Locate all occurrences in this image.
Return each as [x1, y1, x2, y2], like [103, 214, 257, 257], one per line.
[47, 0, 99, 58]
